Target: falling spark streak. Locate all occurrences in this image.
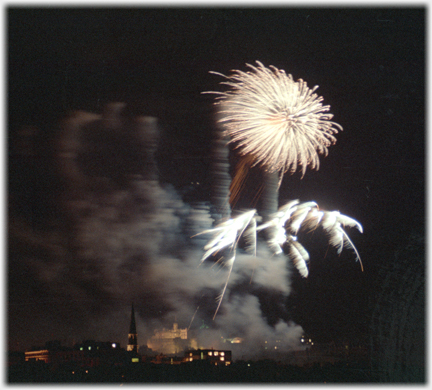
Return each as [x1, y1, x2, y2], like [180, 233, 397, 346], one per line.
[257, 201, 363, 271]
[286, 235, 310, 278]
[279, 202, 363, 276]
[257, 199, 303, 254]
[194, 209, 257, 263]
[198, 201, 363, 297]
[319, 212, 364, 271]
[188, 305, 200, 330]
[193, 210, 257, 318]
[289, 202, 318, 235]
[213, 255, 235, 320]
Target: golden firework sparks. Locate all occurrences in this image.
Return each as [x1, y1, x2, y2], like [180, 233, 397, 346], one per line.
[204, 61, 343, 186]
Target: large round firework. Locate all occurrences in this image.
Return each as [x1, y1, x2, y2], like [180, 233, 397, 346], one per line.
[205, 61, 343, 180]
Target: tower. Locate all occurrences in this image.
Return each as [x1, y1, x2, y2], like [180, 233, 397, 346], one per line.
[127, 304, 138, 353]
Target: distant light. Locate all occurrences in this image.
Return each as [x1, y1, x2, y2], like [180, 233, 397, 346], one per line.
[88, 347, 91, 350]
[112, 343, 117, 348]
[221, 352, 225, 356]
[131, 358, 139, 363]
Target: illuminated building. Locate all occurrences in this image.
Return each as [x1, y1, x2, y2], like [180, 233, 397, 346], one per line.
[25, 349, 51, 363]
[300, 334, 314, 349]
[185, 349, 232, 366]
[127, 304, 138, 353]
[73, 340, 127, 367]
[147, 322, 190, 354]
[25, 340, 64, 363]
[24, 340, 128, 367]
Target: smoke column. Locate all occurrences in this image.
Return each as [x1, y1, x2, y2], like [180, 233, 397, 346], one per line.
[259, 170, 280, 245]
[210, 115, 232, 224]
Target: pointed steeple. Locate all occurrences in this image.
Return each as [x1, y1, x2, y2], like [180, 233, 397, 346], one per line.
[127, 303, 138, 353]
[129, 304, 137, 334]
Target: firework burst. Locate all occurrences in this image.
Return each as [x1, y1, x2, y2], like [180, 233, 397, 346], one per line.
[199, 61, 362, 318]
[204, 61, 343, 185]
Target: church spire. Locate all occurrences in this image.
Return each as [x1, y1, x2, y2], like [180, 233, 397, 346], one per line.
[127, 303, 138, 353]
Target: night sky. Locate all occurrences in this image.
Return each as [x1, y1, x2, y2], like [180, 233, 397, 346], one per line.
[7, 6, 425, 358]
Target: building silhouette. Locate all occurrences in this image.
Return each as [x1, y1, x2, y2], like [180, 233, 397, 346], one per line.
[127, 304, 138, 353]
[185, 349, 232, 366]
[23, 339, 129, 368]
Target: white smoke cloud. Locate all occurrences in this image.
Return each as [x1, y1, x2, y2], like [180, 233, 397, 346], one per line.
[195, 295, 304, 359]
[9, 105, 304, 359]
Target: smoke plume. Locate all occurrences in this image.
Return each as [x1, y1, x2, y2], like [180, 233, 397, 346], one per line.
[8, 103, 304, 359]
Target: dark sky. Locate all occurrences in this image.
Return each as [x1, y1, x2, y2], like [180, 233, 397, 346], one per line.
[7, 6, 425, 354]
